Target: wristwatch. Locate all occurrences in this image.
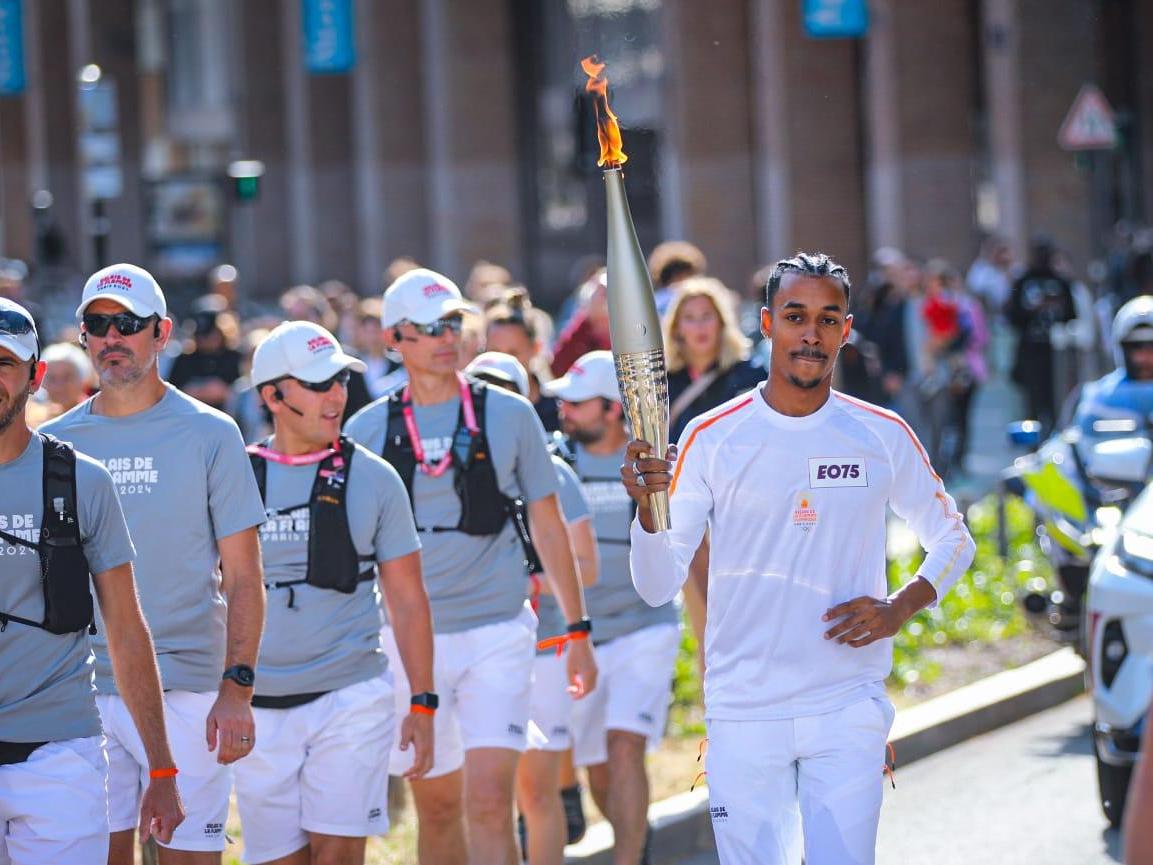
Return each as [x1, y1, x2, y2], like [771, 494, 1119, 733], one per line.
[222, 664, 256, 688]
[410, 692, 440, 711]
[566, 618, 593, 635]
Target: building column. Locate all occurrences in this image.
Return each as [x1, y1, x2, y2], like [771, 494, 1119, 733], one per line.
[748, 0, 791, 265]
[351, 0, 429, 295]
[862, 0, 903, 254]
[1138, 0, 1153, 224]
[982, 0, 1027, 259]
[0, 85, 31, 260]
[657, 0, 757, 290]
[85, 0, 145, 266]
[281, 0, 316, 284]
[418, 0, 521, 282]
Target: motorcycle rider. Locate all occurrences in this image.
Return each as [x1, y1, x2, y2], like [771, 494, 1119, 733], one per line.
[1065, 296, 1153, 431]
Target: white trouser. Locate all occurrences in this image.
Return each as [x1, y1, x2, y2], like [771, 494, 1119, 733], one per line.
[0, 736, 109, 865]
[705, 695, 895, 865]
[99, 690, 232, 852]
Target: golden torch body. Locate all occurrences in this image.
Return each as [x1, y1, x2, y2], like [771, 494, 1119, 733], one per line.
[603, 167, 671, 530]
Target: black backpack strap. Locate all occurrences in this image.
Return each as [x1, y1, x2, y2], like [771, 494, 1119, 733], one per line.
[35, 434, 94, 634]
[382, 394, 417, 508]
[245, 441, 270, 503]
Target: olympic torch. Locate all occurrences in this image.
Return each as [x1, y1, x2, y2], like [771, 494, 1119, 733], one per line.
[581, 56, 671, 530]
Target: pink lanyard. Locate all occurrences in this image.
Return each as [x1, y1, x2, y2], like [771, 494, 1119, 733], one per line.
[401, 373, 479, 477]
[246, 442, 340, 467]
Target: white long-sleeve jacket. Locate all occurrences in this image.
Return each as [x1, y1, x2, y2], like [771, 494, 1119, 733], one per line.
[630, 389, 976, 720]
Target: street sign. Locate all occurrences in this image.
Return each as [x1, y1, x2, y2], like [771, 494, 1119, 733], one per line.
[77, 69, 124, 200]
[0, 0, 25, 95]
[1058, 84, 1117, 151]
[302, 0, 356, 74]
[803, 0, 869, 38]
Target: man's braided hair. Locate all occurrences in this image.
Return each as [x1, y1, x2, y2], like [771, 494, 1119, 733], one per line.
[764, 252, 851, 309]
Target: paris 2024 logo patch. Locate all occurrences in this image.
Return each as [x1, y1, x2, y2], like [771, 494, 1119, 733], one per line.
[792, 494, 818, 532]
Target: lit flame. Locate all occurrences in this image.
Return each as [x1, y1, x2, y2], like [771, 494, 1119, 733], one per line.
[581, 55, 627, 168]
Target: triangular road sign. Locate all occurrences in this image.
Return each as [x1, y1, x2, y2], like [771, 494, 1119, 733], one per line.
[1058, 84, 1117, 151]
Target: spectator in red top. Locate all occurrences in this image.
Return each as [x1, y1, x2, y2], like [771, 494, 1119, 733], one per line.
[551, 269, 611, 376]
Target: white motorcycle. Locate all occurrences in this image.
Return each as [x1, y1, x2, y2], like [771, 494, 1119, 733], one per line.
[1086, 430, 1153, 827]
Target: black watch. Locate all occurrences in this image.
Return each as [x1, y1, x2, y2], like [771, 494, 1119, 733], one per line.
[410, 692, 440, 710]
[222, 664, 256, 688]
[566, 618, 593, 635]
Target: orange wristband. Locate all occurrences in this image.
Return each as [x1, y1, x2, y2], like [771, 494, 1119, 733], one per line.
[536, 630, 589, 657]
[150, 767, 179, 779]
[410, 704, 436, 716]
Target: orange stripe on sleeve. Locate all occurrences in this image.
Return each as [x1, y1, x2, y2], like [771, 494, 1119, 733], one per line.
[670, 397, 755, 495]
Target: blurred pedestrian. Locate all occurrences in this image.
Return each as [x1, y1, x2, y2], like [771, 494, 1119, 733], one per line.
[552, 270, 611, 376]
[36, 341, 97, 421]
[167, 296, 243, 412]
[1006, 236, 1077, 433]
[965, 235, 1014, 318]
[485, 288, 562, 432]
[649, 240, 707, 317]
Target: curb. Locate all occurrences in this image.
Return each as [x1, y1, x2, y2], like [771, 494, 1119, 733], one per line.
[563, 647, 1086, 864]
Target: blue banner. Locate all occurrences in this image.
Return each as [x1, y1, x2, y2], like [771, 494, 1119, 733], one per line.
[803, 0, 869, 39]
[302, 0, 355, 74]
[0, 0, 25, 95]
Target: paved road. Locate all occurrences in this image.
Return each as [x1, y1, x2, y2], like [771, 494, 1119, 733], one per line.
[676, 697, 1123, 865]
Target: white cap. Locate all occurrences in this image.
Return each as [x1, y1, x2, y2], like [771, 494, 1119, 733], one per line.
[0, 298, 38, 362]
[544, 350, 620, 402]
[251, 320, 366, 388]
[466, 351, 530, 397]
[381, 267, 477, 328]
[78, 263, 167, 319]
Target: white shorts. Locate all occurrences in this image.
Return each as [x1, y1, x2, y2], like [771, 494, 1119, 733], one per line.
[234, 676, 396, 864]
[705, 695, 896, 865]
[99, 690, 231, 852]
[0, 736, 108, 865]
[528, 652, 573, 752]
[571, 623, 680, 767]
[382, 604, 536, 779]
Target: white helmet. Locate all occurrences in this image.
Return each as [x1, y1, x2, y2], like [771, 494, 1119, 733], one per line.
[1112, 295, 1153, 367]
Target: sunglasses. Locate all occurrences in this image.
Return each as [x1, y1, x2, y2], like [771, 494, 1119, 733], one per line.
[278, 369, 351, 393]
[404, 317, 464, 338]
[82, 312, 158, 338]
[0, 309, 35, 337]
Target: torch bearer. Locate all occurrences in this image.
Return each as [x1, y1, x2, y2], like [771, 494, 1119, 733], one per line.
[581, 56, 671, 530]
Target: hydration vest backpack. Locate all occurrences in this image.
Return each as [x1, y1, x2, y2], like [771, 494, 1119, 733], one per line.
[0, 434, 94, 635]
[382, 379, 518, 536]
[248, 436, 376, 608]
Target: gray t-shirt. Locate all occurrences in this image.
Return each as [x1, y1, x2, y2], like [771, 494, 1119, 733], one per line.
[535, 456, 592, 655]
[344, 382, 559, 633]
[0, 435, 135, 742]
[43, 385, 267, 693]
[574, 444, 679, 643]
[255, 444, 421, 696]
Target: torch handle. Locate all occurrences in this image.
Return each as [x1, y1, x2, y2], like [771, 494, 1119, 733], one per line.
[614, 348, 671, 531]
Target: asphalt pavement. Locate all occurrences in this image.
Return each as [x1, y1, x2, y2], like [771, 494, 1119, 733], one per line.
[674, 696, 1123, 865]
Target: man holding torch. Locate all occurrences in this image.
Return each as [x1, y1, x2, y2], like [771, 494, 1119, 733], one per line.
[621, 253, 976, 865]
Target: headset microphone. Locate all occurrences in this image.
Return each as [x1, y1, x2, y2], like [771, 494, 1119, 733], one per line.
[273, 388, 305, 417]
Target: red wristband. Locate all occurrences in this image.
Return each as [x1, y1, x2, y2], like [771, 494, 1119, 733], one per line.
[410, 704, 436, 716]
[150, 767, 179, 779]
[536, 630, 589, 657]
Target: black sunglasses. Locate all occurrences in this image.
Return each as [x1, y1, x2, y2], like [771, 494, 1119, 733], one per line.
[403, 317, 464, 338]
[0, 309, 35, 337]
[82, 311, 158, 337]
[278, 369, 351, 393]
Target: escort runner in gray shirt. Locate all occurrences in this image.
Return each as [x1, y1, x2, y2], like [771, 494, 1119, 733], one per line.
[535, 455, 592, 653]
[255, 445, 421, 696]
[42, 384, 267, 692]
[574, 444, 678, 643]
[0, 435, 135, 742]
[345, 381, 559, 632]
